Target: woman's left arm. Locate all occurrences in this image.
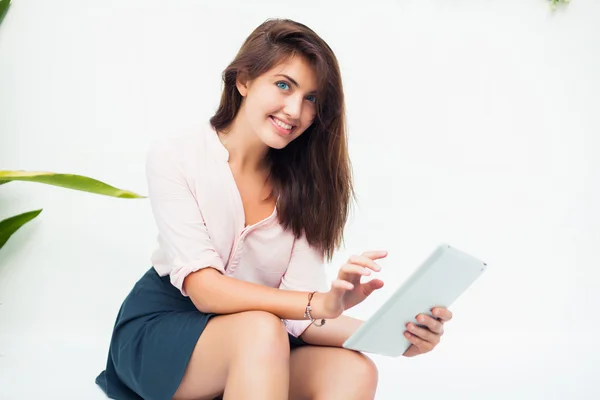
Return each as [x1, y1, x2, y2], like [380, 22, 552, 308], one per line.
[300, 307, 454, 357]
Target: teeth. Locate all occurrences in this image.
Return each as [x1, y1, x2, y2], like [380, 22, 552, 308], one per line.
[273, 117, 293, 130]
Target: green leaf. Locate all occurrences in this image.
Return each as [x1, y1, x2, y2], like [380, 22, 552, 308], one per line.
[0, 171, 146, 199]
[0, 0, 11, 26]
[549, 0, 571, 8]
[0, 209, 43, 250]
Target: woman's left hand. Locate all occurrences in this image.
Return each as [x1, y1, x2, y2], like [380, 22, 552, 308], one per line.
[402, 307, 453, 357]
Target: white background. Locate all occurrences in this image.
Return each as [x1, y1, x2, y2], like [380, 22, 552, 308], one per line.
[1, 0, 598, 399]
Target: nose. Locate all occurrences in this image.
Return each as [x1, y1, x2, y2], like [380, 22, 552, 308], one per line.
[283, 94, 303, 122]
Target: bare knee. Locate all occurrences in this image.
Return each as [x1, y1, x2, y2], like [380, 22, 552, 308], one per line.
[229, 311, 290, 360]
[319, 350, 378, 400]
[356, 353, 379, 392]
[173, 311, 290, 400]
[345, 351, 379, 394]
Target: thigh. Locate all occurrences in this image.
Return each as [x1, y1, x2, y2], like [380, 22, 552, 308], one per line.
[289, 346, 379, 400]
[173, 310, 289, 400]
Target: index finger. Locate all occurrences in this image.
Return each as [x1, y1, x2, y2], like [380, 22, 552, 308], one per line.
[361, 250, 388, 260]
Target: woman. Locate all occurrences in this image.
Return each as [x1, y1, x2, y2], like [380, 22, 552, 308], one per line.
[96, 18, 453, 400]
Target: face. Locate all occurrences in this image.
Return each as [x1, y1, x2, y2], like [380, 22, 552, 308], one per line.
[236, 56, 318, 149]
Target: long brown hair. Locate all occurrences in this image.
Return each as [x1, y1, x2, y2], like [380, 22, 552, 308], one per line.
[210, 19, 353, 262]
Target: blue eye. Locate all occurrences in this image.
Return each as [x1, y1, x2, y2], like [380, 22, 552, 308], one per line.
[306, 95, 317, 104]
[276, 81, 290, 90]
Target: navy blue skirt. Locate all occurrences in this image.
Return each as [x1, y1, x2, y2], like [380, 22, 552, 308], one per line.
[96, 267, 308, 400]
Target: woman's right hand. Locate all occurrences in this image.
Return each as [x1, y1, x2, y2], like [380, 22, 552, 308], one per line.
[316, 251, 388, 319]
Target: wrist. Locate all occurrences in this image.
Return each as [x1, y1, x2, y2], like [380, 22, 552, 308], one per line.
[308, 291, 329, 319]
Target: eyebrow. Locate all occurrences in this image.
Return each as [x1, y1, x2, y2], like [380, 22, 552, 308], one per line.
[276, 74, 317, 94]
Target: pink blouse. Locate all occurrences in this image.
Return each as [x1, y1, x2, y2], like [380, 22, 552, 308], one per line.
[146, 123, 329, 338]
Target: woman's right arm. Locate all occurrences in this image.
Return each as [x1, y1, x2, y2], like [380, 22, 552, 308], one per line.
[146, 138, 329, 320]
[184, 268, 323, 319]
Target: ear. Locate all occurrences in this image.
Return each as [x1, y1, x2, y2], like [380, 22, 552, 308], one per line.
[236, 71, 250, 97]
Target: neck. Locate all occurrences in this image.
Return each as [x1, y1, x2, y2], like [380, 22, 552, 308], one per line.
[218, 117, 270, 173]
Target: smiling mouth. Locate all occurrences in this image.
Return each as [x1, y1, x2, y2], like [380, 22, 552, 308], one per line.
[270, 116, 295, 131]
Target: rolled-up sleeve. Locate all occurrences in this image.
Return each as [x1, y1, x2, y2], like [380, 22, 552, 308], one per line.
[146, 139, 225, 296]
[279, 234, 330, 338]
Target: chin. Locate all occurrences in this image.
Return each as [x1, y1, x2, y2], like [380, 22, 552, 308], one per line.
[263, 134, 291, 150]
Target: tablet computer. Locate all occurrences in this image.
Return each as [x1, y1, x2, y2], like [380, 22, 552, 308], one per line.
[342, 244, 487, 357]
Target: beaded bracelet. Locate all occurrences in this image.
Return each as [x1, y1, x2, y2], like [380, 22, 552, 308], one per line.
[304, 291, 326, 327]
